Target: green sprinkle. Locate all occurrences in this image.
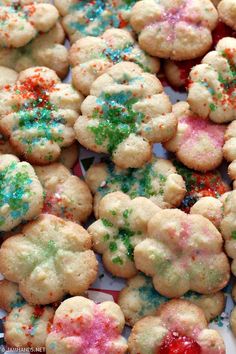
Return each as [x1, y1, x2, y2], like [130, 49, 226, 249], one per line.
[109, 241, 118, 252]
[112, 256, 123, 265]
[101, 218, 113, 227]
[231, 231, 236, 240]
[209, 103, 216, 112]
[103, 233, 110, 241]
[123, 208, 132, 219]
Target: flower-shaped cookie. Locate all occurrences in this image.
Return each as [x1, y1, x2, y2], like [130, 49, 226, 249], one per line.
[128, 299, 226, 354]
[188, 37, 236, 123]
[74, 62, 177, 169]
[174, 160, 229, 212]
[130, 0, 218, 60]
[0, 0, 59, 48]
[218, 0, 236, 30]
[46, 296, 128, 354]
[0, 23, 69, 79]
[54, 0, 137, 43]
[0, 154, 43, 232]
[88, 191, 160, 278]
[35, 162, 92, 223]
[164, 102, 226, 172]
[70, 28, 160, 95]
[86, 156, 186, 217]
[0, 280, 55, 349]
[118, 274, 226, 326]
[190, 196, 224, 228]
[0, 66, 83, 164]
[134, 208, 230, 297]
[0, 214, 98, 304]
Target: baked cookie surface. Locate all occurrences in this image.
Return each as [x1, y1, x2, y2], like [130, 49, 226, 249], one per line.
[0, 214, 98, 304]
[164, 102, 226, 172]
[35, 162, 92, 223]
[190, 196, 224, 228]
[128, 299, 225, 353]
[130, 0, 218, 59]
[188, 37, 236, 123]
[218, 0, 236, 31]
[70, 28, 160, 95]
[134, 208, 230, 297]
[0, 0, 59, 48]
[0, 154, 43, 232]
[75, 62, 177, 168]
[86, 156, 186, 217]
[46, 296, 128, 354]
[0, 66, 83, 164]
[88, 191, 160, 278]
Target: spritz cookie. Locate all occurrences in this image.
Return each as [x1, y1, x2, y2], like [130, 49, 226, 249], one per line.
[70, 28, 160, 95]
[86, 156, 186, 217]
[0, 66, 83, 164]
[74, 62, 177, 169]
[0, 214, 98, 304]
[0, 154, 43, 232]
[118, 273, 225, 326]
[134, 208, 230, 297]
[46, 296, 128, 354]
[0, 279, 26, 312]
[128, 299, 226, 354]
[0, 23, 69, 79]
[35, 162, 92, 223]
[54, 0, 137, 43]
[164, 102, 226, 172]
[130, 0, 218, 60]
[218, 0, 236, 31]
[223, 121, 236, 183]
[88, 191, 160, 278]
[188, 37, 236, 123]
[0, 0, 59, 48]
[190, 196, 224, 228]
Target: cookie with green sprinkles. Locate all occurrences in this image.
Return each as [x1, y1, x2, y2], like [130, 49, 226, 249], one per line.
[118, 273, 225, 326]
[70, 28, 160, 95]
[0, 154, 43, 232]
[0, 0, 59, 48]
[74, 62, 177, 169]
[85, 155, 186, 218]
[88, 191, 160, 278]
[188, 37, 236, 123]
[0, 66, 83, 165]
[0, 214, 98, 304]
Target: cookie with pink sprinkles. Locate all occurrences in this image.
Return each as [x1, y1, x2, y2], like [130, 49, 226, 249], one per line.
[130, 0, 218, 60]
[46, 296, 128, 354]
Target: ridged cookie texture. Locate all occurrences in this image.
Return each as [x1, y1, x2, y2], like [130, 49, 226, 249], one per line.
[0, 214, 98, 304]
[0, 154, 43, 232]
[75, 62, 177, 169]
[35, 162, 92, 223]
[88, 191, 160, 278]
[46, 296, 128, 354]
[134, 208, 230, 297]
[70, 28, 160, 95]
[130, 0, 218, 59]
[85, 156, 186, 217]
[0, 66, 83, 164]
[0, 0, 59, 48]
[128, 299, 225, 354]
[188, 37, 236, 123]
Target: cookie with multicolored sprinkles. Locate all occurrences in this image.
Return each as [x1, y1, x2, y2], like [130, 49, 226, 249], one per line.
[74, 62, 177, 169]
[118, 273, 225, 326]
[0, 0, 59, 48]
[188, 37, 236, 123]
[0, 154, 43, 232]
[0, 66, 83, 165]
[164, 102, 226, 172]
[134, 208, 230, 298]
[34, 162, 92, 223]
[70, 28, 160, 95]
[88, 191, 160, 278]
[46, 296, 128, 354]
[0, 214, 98, 304]
[130, 0, 218, 60]
[0, 23, 69, 79]
[128, 299, 226, 354]
[85, 156, 186, 218]
[54, 0, 138, 43]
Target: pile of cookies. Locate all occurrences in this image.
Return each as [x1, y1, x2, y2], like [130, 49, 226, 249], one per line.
[0, 0, 236, 352]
